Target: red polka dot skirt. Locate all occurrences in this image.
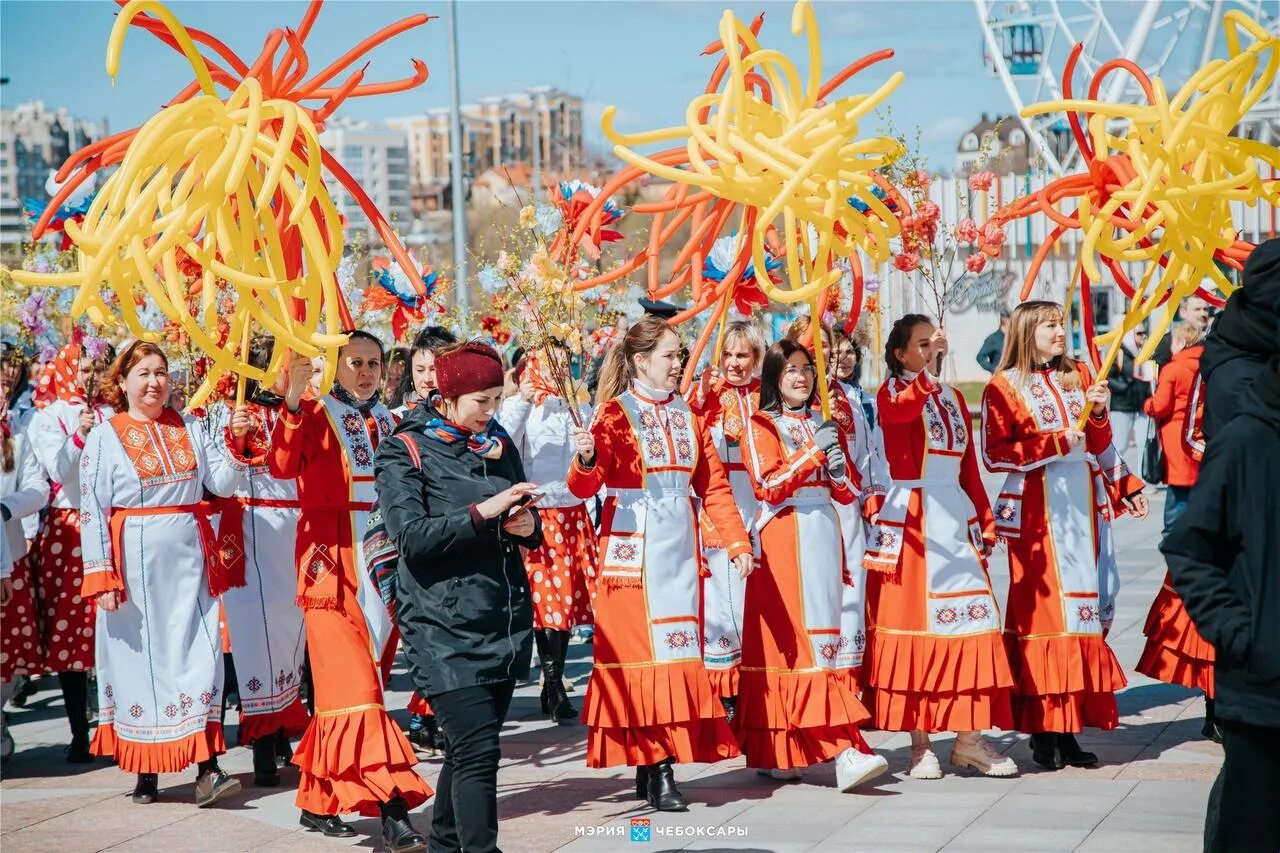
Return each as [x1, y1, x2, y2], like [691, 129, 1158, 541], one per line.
[36, 508, 95, 672]
[523, 504, 597, 631]
[1, 555, 45, 680]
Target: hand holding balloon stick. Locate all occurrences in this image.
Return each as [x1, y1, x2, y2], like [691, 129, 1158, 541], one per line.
[5, 0, 439, 410]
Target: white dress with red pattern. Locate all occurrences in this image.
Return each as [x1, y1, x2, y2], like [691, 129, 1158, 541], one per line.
[500, 394, 597, 630]
[692, 379, 760, 699]
[1, 424, 51, 680]
[207, 402, 310, 743]
[79, 409, 249, 772]
[27, 399, 115, 672]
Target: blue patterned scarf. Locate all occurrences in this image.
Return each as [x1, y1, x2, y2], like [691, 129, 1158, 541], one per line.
[423, 417, 507, 460]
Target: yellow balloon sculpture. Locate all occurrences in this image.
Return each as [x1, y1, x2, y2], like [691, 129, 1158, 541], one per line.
[986, 10, 1279, 425]
[6, 0, 434, 408]
[600, 0, 906, 414]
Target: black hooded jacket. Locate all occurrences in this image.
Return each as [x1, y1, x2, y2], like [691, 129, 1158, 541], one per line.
[1162, 355, 1280, 728]
[1200, 238, 1280, 440]
[373, 405, 539, 696]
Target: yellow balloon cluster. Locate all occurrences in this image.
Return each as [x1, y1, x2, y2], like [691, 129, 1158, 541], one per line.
[602, 0, 905, 305]
[6, 0, 434, 409]
[1010, 11, 1279, 369]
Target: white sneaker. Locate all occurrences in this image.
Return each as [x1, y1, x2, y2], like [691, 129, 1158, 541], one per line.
[835, 747, 889, 792]
[756, 768, 802, 782]
[951, 735, 1018, 777]
[909, 745, 943, 780]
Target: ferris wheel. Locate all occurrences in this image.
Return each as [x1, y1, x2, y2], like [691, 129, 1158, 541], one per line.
[974, 0, 1280, 176]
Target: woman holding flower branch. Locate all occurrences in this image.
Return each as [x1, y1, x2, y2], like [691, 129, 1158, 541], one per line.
[499, 347, 597, 725]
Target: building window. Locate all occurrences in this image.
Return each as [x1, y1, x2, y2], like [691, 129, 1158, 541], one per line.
[1009, 129, 1025, 147]
[342, 145, 362, 159]
[962, 133, 979, 152]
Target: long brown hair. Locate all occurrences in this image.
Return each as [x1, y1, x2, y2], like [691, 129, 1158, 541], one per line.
[103, 341, 169, 411]
[594, 316, 676, 405]
[996, 300, 1082, 390]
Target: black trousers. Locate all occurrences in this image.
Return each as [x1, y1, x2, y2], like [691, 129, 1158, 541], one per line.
[428, 680, 515, 853]
[1205, 720, 1280, 852]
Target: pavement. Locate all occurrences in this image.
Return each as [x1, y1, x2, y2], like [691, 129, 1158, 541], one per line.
[0, 485, 1219, 853]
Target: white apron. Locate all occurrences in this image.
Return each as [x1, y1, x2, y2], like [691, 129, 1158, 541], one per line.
[318, 397, 395, 661]
[701, 388, 757, 676]
[599, 390, 702, 662]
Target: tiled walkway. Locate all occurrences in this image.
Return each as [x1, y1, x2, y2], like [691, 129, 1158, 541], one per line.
[1, 486, 1218, 852]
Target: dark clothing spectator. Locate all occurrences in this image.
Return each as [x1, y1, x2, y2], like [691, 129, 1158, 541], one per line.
[1161, 355, 1280, 853]
[976, 329, 1005, 373]
[1199, 238, 1280, 441]
[1105, 342, 1151, 451]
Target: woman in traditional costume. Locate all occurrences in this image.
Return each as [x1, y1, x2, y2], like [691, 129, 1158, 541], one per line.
[1, 393, 51, 758]
[269, 331, 430, 851]
[26, 339, 114, 762]
[734, 338, 889, 790]
[1136, 324, 1216, 740]
[499, 347, 596, 724]
[980, 301, 1147, 770]
[79, 341, 250, 805]
[687, 320, 764, 720]
[206, 336, 310, 786]
[863, 315, 1017, 779]
[567, 316, 750, 812]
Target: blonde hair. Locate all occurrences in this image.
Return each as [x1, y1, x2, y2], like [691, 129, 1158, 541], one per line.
[721, 320, 765, 368]
[996, 300, 1082, 390]
[594, 316, 676, 405]
[1173, 323, 1204, 350]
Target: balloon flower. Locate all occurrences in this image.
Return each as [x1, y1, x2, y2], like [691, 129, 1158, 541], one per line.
[983, 10, 1279, 424]
[567, 0, 907, 413]
[5, 0, 436, 408]
[362, 257, 445, 342]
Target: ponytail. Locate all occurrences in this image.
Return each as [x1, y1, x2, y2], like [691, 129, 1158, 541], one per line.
[593, 315, 675, 406]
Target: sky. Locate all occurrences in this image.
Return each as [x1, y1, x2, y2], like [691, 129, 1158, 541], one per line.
[0, 0, 1231, 170]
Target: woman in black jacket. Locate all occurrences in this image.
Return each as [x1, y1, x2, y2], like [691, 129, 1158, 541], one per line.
[374, 341, 541, 853]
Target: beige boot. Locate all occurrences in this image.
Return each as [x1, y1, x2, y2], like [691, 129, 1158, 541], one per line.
[951, 731, 1018, 777]
[908, 730, 943, 780]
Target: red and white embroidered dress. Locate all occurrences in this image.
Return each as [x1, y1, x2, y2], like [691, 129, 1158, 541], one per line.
[864, 371, 1013, 732]
[80, 409, 248, 772]
[981, 365, 1142, 732]
[566, 381, 749, 768]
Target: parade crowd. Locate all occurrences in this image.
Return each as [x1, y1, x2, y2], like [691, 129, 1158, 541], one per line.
[1, 240, 1278, 853]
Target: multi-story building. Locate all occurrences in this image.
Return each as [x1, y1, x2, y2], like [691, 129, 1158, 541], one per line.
[388, 86, 584, 210]
[955, 112, 1041, 175]
[0, 101, 104, 253]
[318, 119, 414, 243]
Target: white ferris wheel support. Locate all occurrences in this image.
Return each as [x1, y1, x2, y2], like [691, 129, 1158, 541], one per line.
[974, 0, 1280, 177]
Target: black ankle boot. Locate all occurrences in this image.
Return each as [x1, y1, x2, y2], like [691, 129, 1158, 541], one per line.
[720, 696, 738, 725]
[1056, 733, 1098, 767]
[253, 737, 280, 786]
[635, 765, 648, 799]
[275, 730, 293, 765]
[299, 810, 356, 837]
[1201, 697, 1222, 743]
[646, 758, 688, 812]
[1029, 733, 1063, 770]
[405, 714, 438, 757]
[423, 714, 445, 756]
[380, 796, 427, 853]
[58, 672, 93, 764]
[546, 631, 577, 724]
[132, 772, 159, 804]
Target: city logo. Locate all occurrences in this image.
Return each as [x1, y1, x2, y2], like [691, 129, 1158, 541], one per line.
[630, 817, 651, 843]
